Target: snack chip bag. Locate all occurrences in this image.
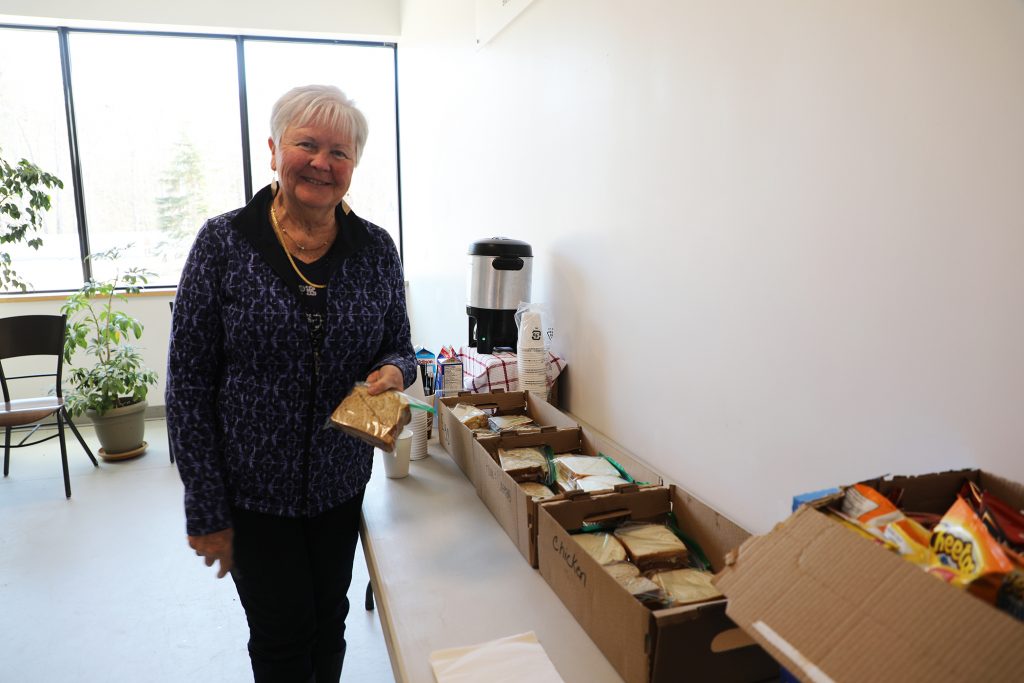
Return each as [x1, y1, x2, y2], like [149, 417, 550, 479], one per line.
[840, 483, 904, 528]
[882, 517, 934, 569]
[832, 484, 931, 566]
[959, 480, 1024, 554]
[927, 496, 1014, 604]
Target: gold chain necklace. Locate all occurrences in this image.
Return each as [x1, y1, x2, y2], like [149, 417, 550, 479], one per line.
[280, 222, 328, 252]
[269, 202, 327, 290]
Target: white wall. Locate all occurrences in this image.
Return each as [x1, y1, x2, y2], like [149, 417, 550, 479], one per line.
[3, 0, 1023, 534]
[397, 0, 1024, 532]
[0, 0, 399, 37]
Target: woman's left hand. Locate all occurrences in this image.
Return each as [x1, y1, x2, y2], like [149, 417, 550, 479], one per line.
[365, 364, 405, 395]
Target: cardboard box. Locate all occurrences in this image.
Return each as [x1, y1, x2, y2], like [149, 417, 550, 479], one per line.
[436, 389, 576, 483]
[473, 426, 665, 567]
[537, 485, 778, 683]
[715, 469, 1024, 683]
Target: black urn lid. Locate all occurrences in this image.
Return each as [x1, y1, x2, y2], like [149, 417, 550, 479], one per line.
[468, 237, 532, 257]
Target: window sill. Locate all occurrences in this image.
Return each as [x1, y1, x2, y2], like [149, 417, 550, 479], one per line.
[0, 286, 178, 304]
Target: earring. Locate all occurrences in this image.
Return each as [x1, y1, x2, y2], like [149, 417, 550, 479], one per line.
[271, 177, 279, 195]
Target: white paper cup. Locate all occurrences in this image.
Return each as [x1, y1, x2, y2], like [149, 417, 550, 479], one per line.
[383, 428, 413, 479]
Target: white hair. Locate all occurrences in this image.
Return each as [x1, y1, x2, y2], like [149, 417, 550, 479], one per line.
[270, 84, 369, 165]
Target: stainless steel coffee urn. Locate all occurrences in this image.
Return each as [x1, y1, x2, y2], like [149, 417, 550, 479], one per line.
[467, 237, 533, 354]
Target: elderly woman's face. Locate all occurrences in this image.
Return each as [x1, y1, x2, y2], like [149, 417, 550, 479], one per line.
[270, 121, 355, 213]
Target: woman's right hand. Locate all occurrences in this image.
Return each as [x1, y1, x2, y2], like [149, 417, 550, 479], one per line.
[188, 528, 234, 578]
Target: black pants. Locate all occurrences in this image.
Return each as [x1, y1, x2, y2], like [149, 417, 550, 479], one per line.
[231, 492, 364, 683]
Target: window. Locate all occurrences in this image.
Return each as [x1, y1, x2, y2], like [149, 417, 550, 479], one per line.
[244, 40, 400, 246]
[0, 24, 400, 292]
[0, 28, 82, 291]
[69, 32, 244, 285]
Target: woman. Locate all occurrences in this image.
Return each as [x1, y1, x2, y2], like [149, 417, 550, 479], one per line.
[167, 84, 416, 682]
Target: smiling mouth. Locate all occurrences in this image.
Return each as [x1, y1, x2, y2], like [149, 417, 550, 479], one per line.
[302, 177, 332, 186]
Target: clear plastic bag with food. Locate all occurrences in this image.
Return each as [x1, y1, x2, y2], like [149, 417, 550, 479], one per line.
[498, 445, 550, 482]
[517, 481, 556, 501]
[554, 455, 621, 480]
[576, 475, 631, 493]
[487, 414, 537, 433]
[649, 567, 723, 607]
[572, 531, 627, 565]
[603, 561, 665, 608]
[451, 403, 489, 430]
[328, 383, 434, 451]
[613, 522, 690, 572]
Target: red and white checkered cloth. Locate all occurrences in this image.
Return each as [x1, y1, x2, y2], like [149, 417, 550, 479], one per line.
[459, 346, 566, 394]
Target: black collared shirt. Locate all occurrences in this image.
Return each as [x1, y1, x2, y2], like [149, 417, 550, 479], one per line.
[235, 185, 370, 352]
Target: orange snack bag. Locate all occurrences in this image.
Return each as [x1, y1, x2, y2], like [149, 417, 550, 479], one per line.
[882, 517, 933, 568]
[928, 497, 1014, 604]
[826, 509, 893, 547]
[840, 484, 904, 528]
[834, 484, 932, 566]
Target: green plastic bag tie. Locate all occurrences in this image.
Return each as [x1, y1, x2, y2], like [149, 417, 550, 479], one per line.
[667, 511, 712, 571]
[597, 452, 636, 484]
[543, 445, 557, 487]
[597, 452, 652, 486]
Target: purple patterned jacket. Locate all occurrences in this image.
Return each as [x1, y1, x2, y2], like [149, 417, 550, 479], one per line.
[166, 186, 416, 536]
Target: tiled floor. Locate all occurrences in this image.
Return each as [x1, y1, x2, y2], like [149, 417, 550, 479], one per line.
[0, 418, 393, 682]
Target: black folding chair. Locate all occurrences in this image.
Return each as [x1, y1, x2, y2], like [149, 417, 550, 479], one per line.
[0, 314, 98, 498]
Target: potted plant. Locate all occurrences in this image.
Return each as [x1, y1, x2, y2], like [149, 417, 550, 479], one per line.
[1, 146, 64, 292]
[61, 247, 159, 459]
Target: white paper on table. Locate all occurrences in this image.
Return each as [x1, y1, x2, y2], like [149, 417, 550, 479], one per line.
[429, 631, 565, 683]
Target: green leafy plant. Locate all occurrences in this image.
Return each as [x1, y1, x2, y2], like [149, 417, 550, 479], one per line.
[61, 247, 159, 417]
[0, 147, 64, 291]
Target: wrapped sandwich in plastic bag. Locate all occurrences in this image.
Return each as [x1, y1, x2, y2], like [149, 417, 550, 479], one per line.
[613, 522, 690, 572]
[498, 445, 550, 482]
[451, 403, 489, 431]
[573, 531, 627, 565]
[329, 382, 434, 451]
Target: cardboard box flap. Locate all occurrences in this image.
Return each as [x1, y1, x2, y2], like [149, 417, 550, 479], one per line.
[540, 487, 672, 531]
[477, 428, 584, 460]
[441, 389, 526, 413]
[978, 470, 1024, 509]
[714, 506, 1024, 683]
[863, 468, 1024, 513]
[862, 468, 982, 513]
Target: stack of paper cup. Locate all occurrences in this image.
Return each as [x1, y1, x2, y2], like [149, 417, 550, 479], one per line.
[517, 310, 548, 400]
[409, 409, 430, 460]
